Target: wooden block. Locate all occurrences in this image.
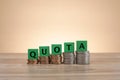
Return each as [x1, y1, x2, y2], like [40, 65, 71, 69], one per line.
[64, 42, 74, 53]
[76, 40, 87, 52]
[39, 46, 50, 56]
[28, 49, 38, 60]
[51, 44, 62, 55]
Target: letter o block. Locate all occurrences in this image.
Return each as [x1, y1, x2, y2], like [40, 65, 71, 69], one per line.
[52, 44, 62, 55]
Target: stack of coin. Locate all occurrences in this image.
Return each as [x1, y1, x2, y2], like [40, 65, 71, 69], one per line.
[63, 53, 75, 64]
[76, 51, 90, 64]
[27, 59, 38, 64]
[39, 56, 50, 64]
[50, 55, 62, 64]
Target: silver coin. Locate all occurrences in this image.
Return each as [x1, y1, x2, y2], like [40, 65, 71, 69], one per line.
[63, 52, 75, 64]
[76, 51, 90, 64]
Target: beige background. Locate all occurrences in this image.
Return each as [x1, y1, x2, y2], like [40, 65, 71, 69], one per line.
[0, 0, 120, 53]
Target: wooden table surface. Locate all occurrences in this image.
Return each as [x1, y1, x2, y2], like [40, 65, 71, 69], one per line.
[0, 53, 120, 80]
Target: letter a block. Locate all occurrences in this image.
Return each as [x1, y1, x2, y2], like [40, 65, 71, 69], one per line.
[76, 41, 87, 52]
[64, 42, 74, 53]
[28, 49, 38, 60]
[52, 44, 62, 55]
[39, 46, 50, 56]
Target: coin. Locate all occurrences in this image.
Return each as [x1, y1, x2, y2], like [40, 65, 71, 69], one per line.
[63, 52, 75, 64]
[50, 55, 62, 64]
[27, 59, 38, 64]
[76, 51, 90, 64]
[39, 56, 50, 64]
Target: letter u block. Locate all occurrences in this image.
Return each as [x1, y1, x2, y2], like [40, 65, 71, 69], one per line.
[39, 46, 50, 56]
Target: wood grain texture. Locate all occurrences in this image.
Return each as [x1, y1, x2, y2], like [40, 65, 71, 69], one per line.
[0, 53, 120, 80]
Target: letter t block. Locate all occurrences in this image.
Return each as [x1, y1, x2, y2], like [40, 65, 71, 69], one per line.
[64, 42, 74, 53]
